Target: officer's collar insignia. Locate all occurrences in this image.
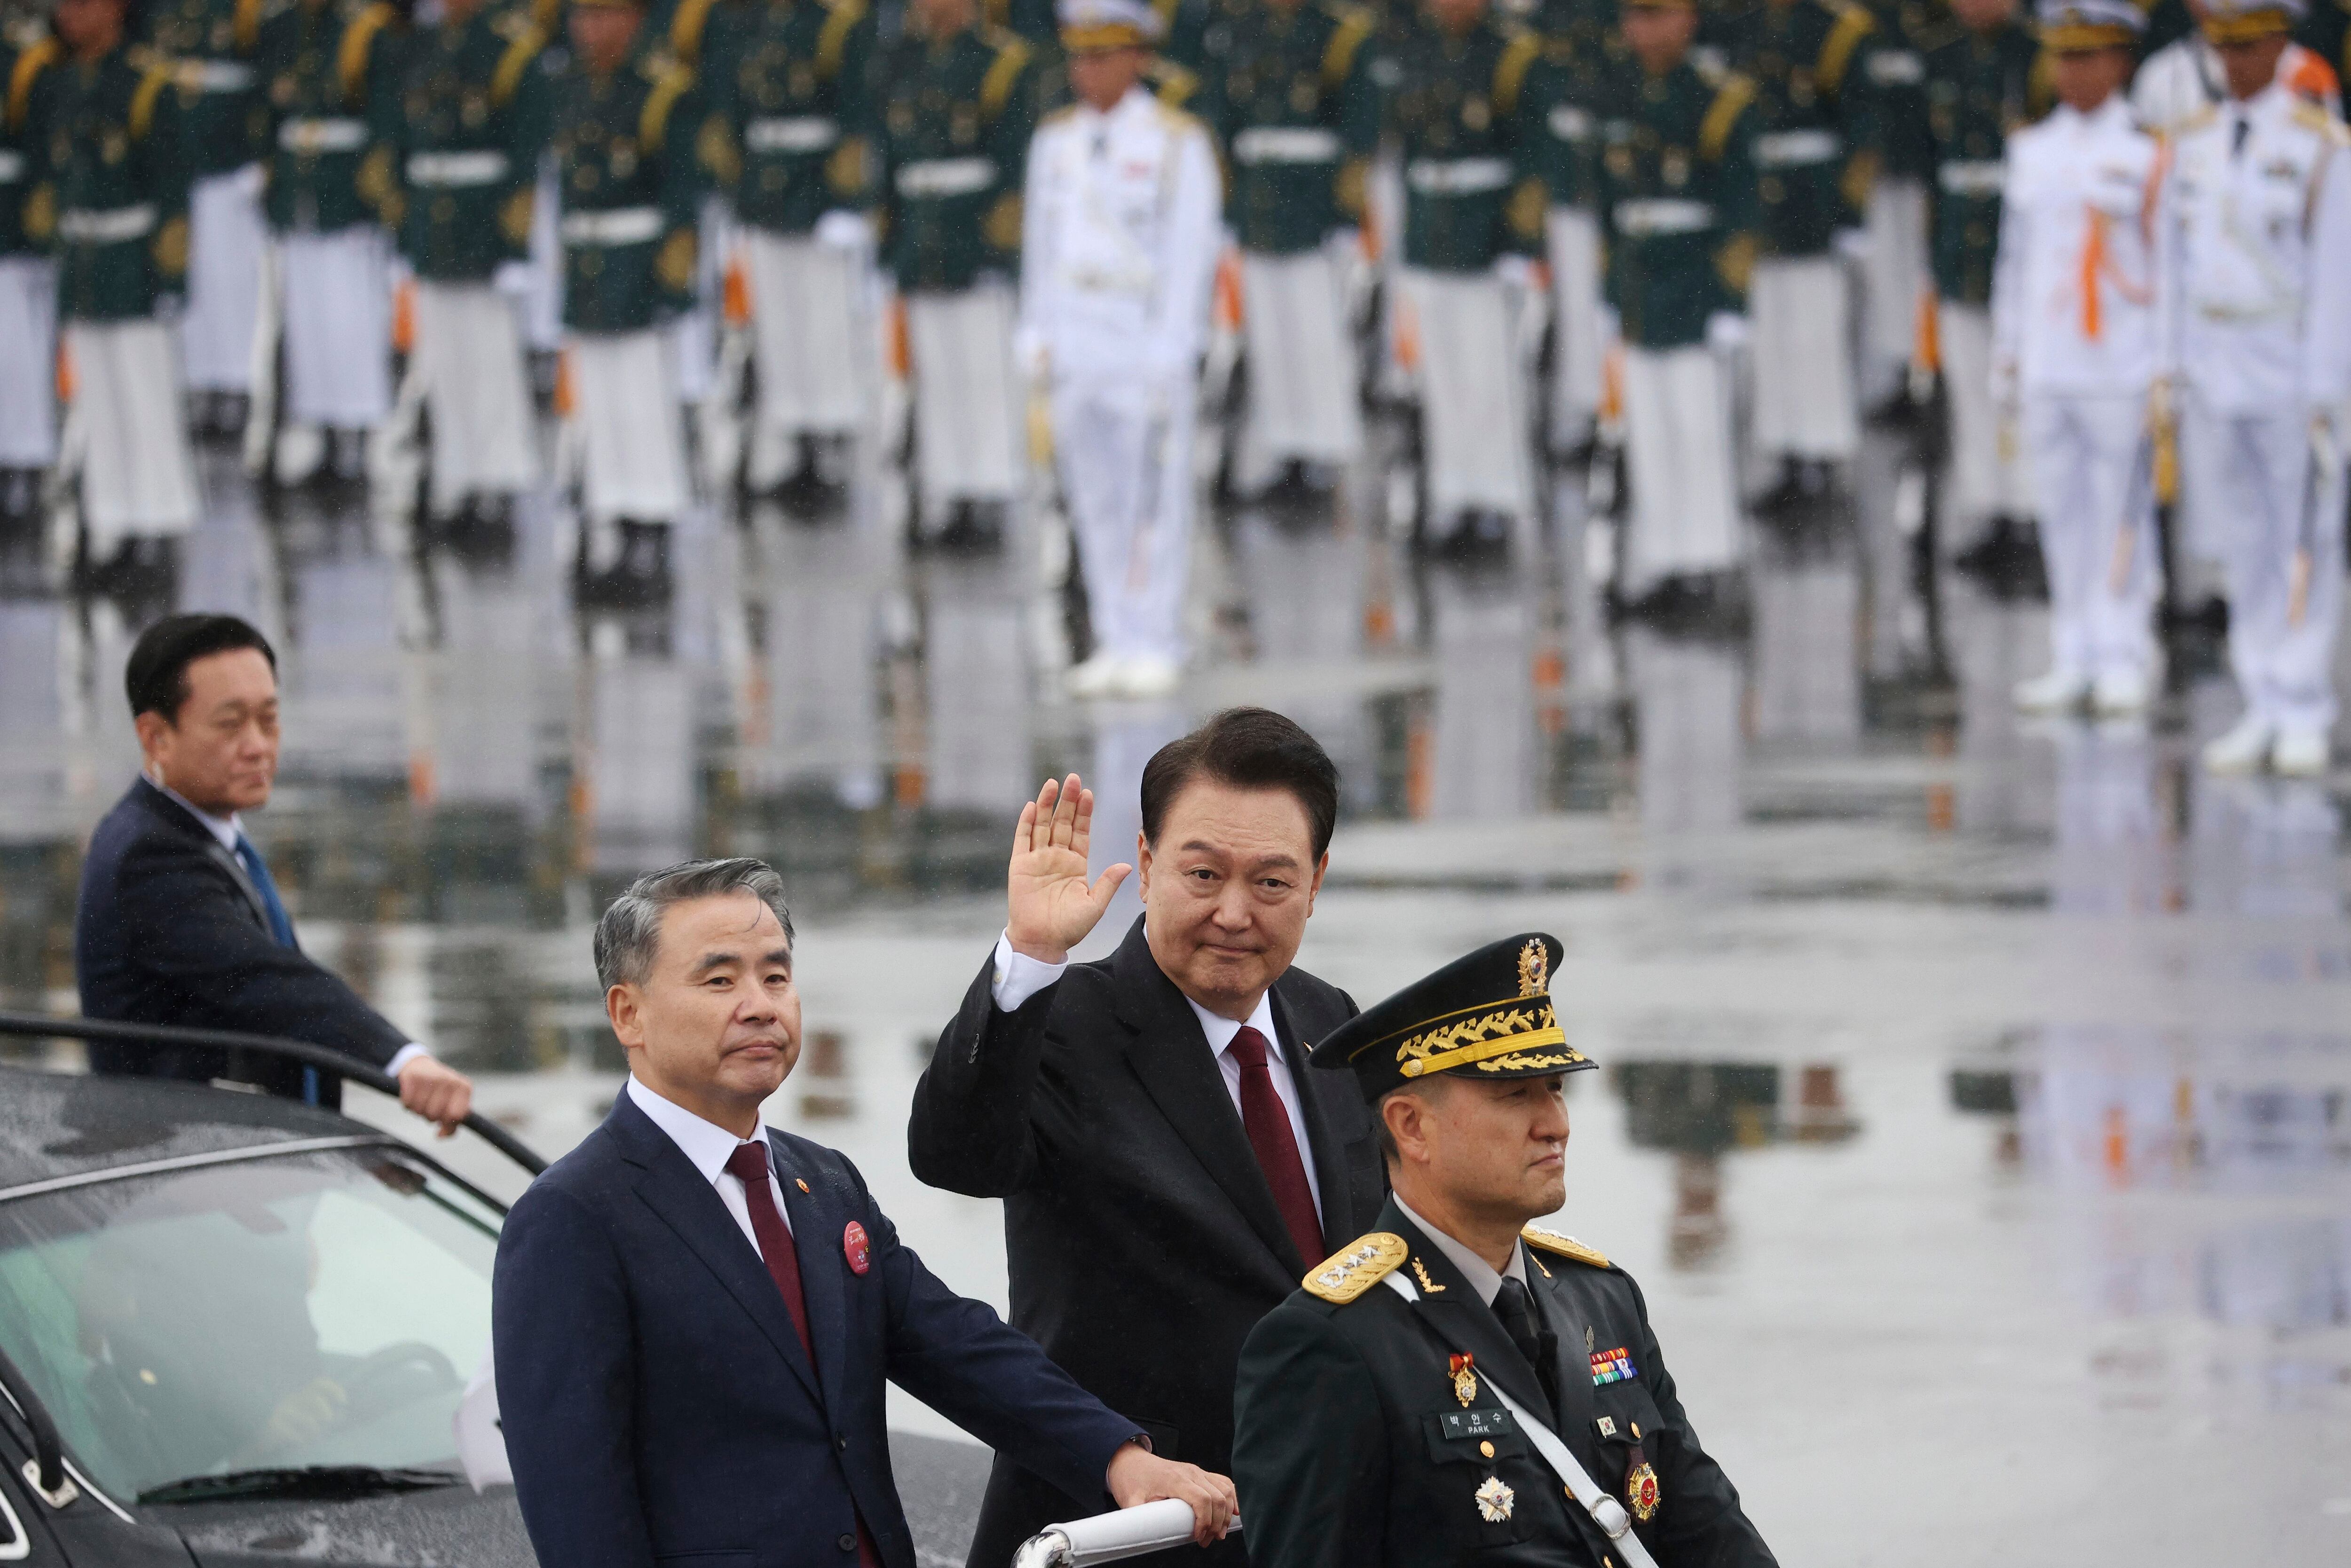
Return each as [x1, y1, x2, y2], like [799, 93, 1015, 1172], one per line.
[1301, 1232, 1408, 1302]
[1411, 1257, 1447, 1294]
[1450, 1353, 1478, 1408]
[1474, 1474, 1515, 1523]
[1590, 1346, 1636, 1387]
[1522, 1224, 1609, 1269]
[1626, 1461, 1662, 1522]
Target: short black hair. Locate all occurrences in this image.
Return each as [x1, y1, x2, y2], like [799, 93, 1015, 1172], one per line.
[1139, 708, 1340, 861]
[125, 614, 278, 724]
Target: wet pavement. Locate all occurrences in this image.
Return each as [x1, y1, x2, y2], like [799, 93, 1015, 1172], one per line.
[3, 413, 2350, 1566]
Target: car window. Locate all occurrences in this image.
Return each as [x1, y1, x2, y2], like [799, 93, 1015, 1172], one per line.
[0, 1148, 500, 1502]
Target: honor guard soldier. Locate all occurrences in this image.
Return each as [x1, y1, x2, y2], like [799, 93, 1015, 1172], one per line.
[712, 0, 877, 506]
[142, 0, 264, 439]
[1922, 0, 2043, 570]
[1992, 0, 2168, 717]
[553, 0, 702, 601]
[382, 0, 550, 531]
[1515, 0, 1616, 460]
[254, 0, 408, 490]
[1, 20, 61, 522]
[874, 0, 1038, 552]
[1597, 0, 1761, 623]
[21, 0, 204, 590]
[2134, 0, 2340, 134]
[1386, 0, 1544, 559]
[1713, 0, 1875, 517]
[1021, 0, 1220, 699]
[1232, 934, 1779, 1568]
[2166, 0, 2351, 777]
[1199, 0, 1376, 505]
[1850, 0, 1936, 414]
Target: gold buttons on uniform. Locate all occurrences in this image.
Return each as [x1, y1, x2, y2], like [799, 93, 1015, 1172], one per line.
[1479, 1441, 1494, 1458]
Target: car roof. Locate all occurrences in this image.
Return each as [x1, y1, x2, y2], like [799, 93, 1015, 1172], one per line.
[0, 1063, 382, 1199]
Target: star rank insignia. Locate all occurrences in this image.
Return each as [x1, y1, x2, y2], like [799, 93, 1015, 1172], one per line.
[1450, 1353, 1478, 1407]
[1475, 1474, 1515, 1523]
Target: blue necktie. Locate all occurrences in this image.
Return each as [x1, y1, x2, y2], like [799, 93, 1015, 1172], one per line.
[234, 833, 317, 1103]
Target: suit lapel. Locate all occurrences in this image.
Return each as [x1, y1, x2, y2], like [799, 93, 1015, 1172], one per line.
[1388, 1207, 1554, 1426]
[1108, 920, 1303, 1276]
[772, 1133, 850, 1410]
[135, 779, 273, 932]
[1270, 985, 1358, 1244]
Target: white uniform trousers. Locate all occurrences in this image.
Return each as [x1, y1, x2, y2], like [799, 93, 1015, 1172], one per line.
[2202, 405, 2343, 733]
[0, 255, 57, 465]
[1749, 254, 1859, 460]
[568, 329, 689, 524]
[1545, 205, 1604, 451]
[2021, 394, 2161, 684]
[907, 282, 1020, 517]
[1053, 370, 1195, 663]
[65, 319, 201, 544]
[1622, 343, 1742, 588]
[181, 165, 266, 393]
[1937, 300, 2035, 536]
[1403, 267, 1533, 525]
[278, 227, 392, 429]
[668, 194, 732, 406]
[746, 229, 871, 441]
[521, 156, 563, 353]
[411, 280, 536, 515]
[1861, 177, 1928, 392]
[1237, 245, 1360, 478]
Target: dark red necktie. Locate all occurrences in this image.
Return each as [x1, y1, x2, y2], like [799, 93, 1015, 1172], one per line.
[1228, 1026, 1325, 1266]
[725, 1142, 882, 1568]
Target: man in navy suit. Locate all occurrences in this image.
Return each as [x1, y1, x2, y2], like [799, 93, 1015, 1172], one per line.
[493, 858, 1236, 1568]
[74, 613, 475, 1126]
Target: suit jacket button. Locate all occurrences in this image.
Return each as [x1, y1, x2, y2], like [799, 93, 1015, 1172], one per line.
[836, 1434, 848, 1450]
[837, 1534, 857, 1552]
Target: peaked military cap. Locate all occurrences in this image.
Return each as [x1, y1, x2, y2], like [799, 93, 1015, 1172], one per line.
[1059, 0, 1162, 49]
[2038, 0, 2144, 50]
[1310, 933, 1593, 1100]
[2201, 0, 2302, 42]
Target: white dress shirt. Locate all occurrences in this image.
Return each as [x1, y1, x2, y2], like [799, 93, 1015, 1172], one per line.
[1394, 1195, 1528, 1308]
[990, 930, 1324, 1214]
[627, 1076, 794, 1252]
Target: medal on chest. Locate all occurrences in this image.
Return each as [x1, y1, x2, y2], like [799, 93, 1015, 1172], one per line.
[1474, 1474, 1515, 1523]
[1449, 1352, 1477, 1407]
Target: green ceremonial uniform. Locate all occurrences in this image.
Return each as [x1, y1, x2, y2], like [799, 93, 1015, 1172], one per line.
[1920, 14, 2038, 307]
[3, 34, 59, 260]
[709, 0, 875, 237]
[552, 55, 703, 331]
[1385, 7, 1544, 271]
[143, 0, 268, 177]
[1199, 0, 1379, 256]
[1709, 0, 1874, 258]
[1594, 57, 1760, 348]
[1514, 0, 1618, 212]
[387, 6, 551, 282]
[872, 20, 1037, 291]
[1233, 1202, 1780, 1568]
[1851, 0, 1935, 193]
[19, 43, 190, 321]
[260, 0, 409, 235]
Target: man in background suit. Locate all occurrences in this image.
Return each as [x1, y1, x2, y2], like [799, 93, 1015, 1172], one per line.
[73, 613, 474, 1127]
[908, 707, 1387, 1567]
[495, 859, 1233, 1568]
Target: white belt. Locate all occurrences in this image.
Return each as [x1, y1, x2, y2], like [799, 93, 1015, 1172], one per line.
[1614, 198, 1712, 236]
[0, 150, 21, 183]
[278, 117, 369, 154]
[407, 150, 511, 188]
[1937, 160, 2004, 197]
[1232, 126, 1342, 165]
[181, 59, 256, 93]
[745, 116, 839, 154]
[1754, 128, 1841, 168]
[1406, 156, 1512, 195]
[1381, 1272, 1661, 1568]
[895, 157, 995, 196]
[2193, 295, 2293, 324]
[1064, 265, 1156, 297]
[57, 204, 157, 243]
[561, 205, 663, 245]
[1547, 105, 1594, 142]
[1867, 50, 1924, 86]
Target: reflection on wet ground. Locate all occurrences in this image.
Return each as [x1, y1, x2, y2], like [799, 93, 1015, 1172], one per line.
[3, 424, 2350, 1564]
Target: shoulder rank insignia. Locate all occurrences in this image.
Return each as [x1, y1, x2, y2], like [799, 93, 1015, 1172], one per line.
[1521, 1224, 1609, 1268]
[1302, 1232, 1407, 1302]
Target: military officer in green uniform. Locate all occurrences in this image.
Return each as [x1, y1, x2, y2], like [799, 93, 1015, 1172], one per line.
[1, 21, 62, 520]
[709, 0, 876, 504]
[1515, 0, 1617, 459]
[874, 0, 1038, 550]
[253, 0, 408, 489]
[1711, 0, 1874, 515]
[1597, 0, 1760, 623]
[1386, 0, 1543, 558]
[552, 0, 701, 598]
[23, 0, 204, 584]
[1923, 0, 2042, 567]
[1850, 0, 1937, 415]
[381, 0, 549, 527]
[1200, 0, 1377, 504]
[1232, 933, 1779, 1568]
[141, 0, 264, 437]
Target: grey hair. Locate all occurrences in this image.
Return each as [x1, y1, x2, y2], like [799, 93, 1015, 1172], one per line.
[593, 858, 796, 990]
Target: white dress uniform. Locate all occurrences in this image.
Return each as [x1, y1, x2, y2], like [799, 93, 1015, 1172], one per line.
[182, 160, 268, 400]
[1021, 72, 1221, 692]
[2165, 59, 2351, 774]
[1991, 19, 2168, 715]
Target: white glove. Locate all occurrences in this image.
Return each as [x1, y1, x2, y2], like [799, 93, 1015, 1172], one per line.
[1705, 311, 1749, 354]
[1595, 302, 1622, 343]
[1833, 228, 1872, 261]
[492, 260, 536, 299]
[1495, 253, 1537, 291]
[1013, 325, 1049, 386]
[813, 209, 874, 252]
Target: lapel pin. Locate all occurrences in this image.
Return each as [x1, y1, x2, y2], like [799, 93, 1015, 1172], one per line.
[843, 1220, 871, 1275]
[795, 1179, 810, 1192]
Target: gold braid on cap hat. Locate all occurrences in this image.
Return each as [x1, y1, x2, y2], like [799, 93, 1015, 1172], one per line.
[1393, 938, 1586, 1078]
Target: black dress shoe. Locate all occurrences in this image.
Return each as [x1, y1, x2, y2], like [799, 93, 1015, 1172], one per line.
[934, 498, 1007, 553]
